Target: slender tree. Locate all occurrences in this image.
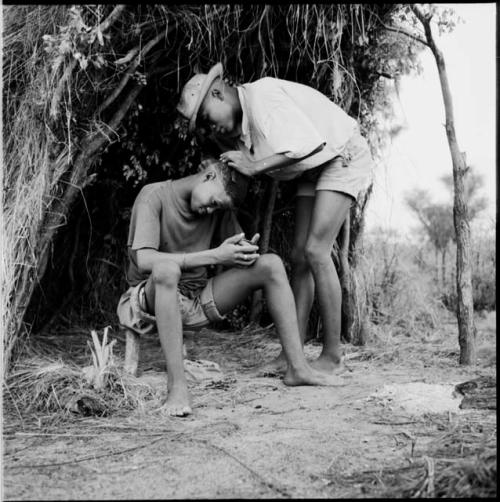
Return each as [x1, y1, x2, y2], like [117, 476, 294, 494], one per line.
[388, 4, 477, 364]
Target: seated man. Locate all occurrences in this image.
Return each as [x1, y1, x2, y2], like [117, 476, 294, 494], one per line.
[117, 158, 345, 417]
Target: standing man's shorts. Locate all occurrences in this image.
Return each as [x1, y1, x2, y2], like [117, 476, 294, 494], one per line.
[296, 127, 374, 200]
[116, 278, 225, 336]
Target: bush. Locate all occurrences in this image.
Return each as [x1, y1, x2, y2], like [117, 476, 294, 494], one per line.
[443, 269, 496, 312]
[362, 230, 443, 337]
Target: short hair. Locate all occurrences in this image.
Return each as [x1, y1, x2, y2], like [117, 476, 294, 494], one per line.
[200, 157, 249, 207]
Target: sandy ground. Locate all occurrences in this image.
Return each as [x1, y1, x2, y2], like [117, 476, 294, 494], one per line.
[2, 311, 496, 499]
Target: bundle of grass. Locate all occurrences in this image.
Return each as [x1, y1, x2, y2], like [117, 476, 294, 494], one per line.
[4, 327, 165, 420]
[377, 450, 497, 498]
[338, 411, 497, 498]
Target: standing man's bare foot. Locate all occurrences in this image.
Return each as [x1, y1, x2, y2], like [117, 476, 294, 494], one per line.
[158, 385, 193, 417]
[253, 352, 287, 377]
[283, 364, 350, 387]
[310, 355, 352, 375]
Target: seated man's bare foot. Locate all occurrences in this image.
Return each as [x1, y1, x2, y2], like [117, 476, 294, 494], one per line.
[283, 365, 349, 387]
[159, 386, 193, 417]
[253, 352, 287, 377]
[310, 356, 352, 375]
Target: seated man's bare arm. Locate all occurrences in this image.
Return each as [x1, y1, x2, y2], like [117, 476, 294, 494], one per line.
[136, 234, 260, 274]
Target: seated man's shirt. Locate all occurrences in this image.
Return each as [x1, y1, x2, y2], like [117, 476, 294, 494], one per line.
[126, 179, 239, 298]
[236, 77, 358, 180]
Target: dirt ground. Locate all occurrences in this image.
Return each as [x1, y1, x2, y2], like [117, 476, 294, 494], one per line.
[2, 311, 496, 499]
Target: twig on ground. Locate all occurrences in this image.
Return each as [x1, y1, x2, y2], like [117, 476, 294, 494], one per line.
[372, 420, 419, 425]
[7, 435, 174, 470]
[194, 439, 291, 498]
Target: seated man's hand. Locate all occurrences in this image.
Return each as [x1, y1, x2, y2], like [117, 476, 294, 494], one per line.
[236, 233, 260, 266]
[216, 233, 259, 267]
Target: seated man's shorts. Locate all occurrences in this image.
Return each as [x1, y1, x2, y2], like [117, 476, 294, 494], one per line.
[116, 278, 225, 336]
[297, 127, 374, 200]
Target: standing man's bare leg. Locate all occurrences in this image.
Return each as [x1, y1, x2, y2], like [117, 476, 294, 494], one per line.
[305, 190, 352, 373]
[290, 195, 316, 343]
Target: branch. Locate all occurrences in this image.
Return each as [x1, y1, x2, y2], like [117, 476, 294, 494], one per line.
[411, 4, 438, 55]
[375, 71, 395, 79]
[97, 4, 127, 33]
[87, 82, 143, 157]
[114, 46, 140, 66]
[49, 5, 128, 121]
[38, 81, 144, 280]
[50, 59, 77, 119]
[411, 4, 433, 25]
[96, 29, 170, 115]
[381, 23, 429, 47]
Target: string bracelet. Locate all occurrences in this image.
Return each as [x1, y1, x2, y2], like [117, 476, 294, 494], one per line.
[181, 253, 187, 270]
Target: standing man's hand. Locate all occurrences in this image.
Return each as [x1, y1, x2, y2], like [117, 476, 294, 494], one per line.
[220, 151, 257, 176]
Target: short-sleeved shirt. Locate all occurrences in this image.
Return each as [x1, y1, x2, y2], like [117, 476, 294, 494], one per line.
[236, 77, 358, 181]
[126, 179, 240, 297]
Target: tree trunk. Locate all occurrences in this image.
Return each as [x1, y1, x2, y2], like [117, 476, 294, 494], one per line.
[441, 248, 447, 291]
[249, 179, 279, 322]
[339, 214, 352, 343]
[412, 5, 476, 365]
[435, 246, 440, 284]
[340, 183, 373, 346]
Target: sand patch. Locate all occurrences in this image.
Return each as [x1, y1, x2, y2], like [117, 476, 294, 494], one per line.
[371, 382, 463, 415]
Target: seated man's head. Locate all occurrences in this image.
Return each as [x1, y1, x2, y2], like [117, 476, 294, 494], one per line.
[177, 63, 242, 139]
[190, 158, 248, 215]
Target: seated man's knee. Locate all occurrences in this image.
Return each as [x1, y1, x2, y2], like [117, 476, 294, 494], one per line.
[305, 240, 331, 269]
[151, 260, 181, 289]
[255, 253, 286, 280]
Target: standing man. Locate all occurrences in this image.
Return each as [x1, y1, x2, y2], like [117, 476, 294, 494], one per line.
[177, 63, 373, 375]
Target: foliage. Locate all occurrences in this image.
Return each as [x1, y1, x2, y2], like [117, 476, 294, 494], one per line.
[441, 221, 496, 312]
[405, 190, 454, 254]
[404, 167, 489, 281]
[361, 228, 443, 338]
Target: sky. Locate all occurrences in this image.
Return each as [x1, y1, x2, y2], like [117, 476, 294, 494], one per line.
[364, 3, 496, 235]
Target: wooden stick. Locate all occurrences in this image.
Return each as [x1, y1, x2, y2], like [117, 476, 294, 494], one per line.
[194, 439, 291, 497]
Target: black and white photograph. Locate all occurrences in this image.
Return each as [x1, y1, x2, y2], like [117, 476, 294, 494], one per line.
[1, 3, 496, 499]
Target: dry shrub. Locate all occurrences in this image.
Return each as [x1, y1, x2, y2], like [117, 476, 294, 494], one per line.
[383, 413, 497, 498]
[361, 230, 443, 338]
[336, 412, 496, 498]
[3, 328, 163, 420]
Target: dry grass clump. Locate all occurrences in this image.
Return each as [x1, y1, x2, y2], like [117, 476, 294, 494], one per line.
[337, 412, 497, 498]
[359, 230, 445, 348]
[4, 328, 163, 420]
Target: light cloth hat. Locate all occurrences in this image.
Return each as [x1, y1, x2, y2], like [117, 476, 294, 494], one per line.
[177, 62, 223, 132]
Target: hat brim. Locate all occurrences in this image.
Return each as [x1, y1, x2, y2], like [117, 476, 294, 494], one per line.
[188, 62, 223, 132]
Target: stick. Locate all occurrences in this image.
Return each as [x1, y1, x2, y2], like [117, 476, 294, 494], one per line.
[7, 435, 175, 470]
[372, 420, 419, 426]
[10, 432, 165, 438]
[194, 439, 291, 497]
